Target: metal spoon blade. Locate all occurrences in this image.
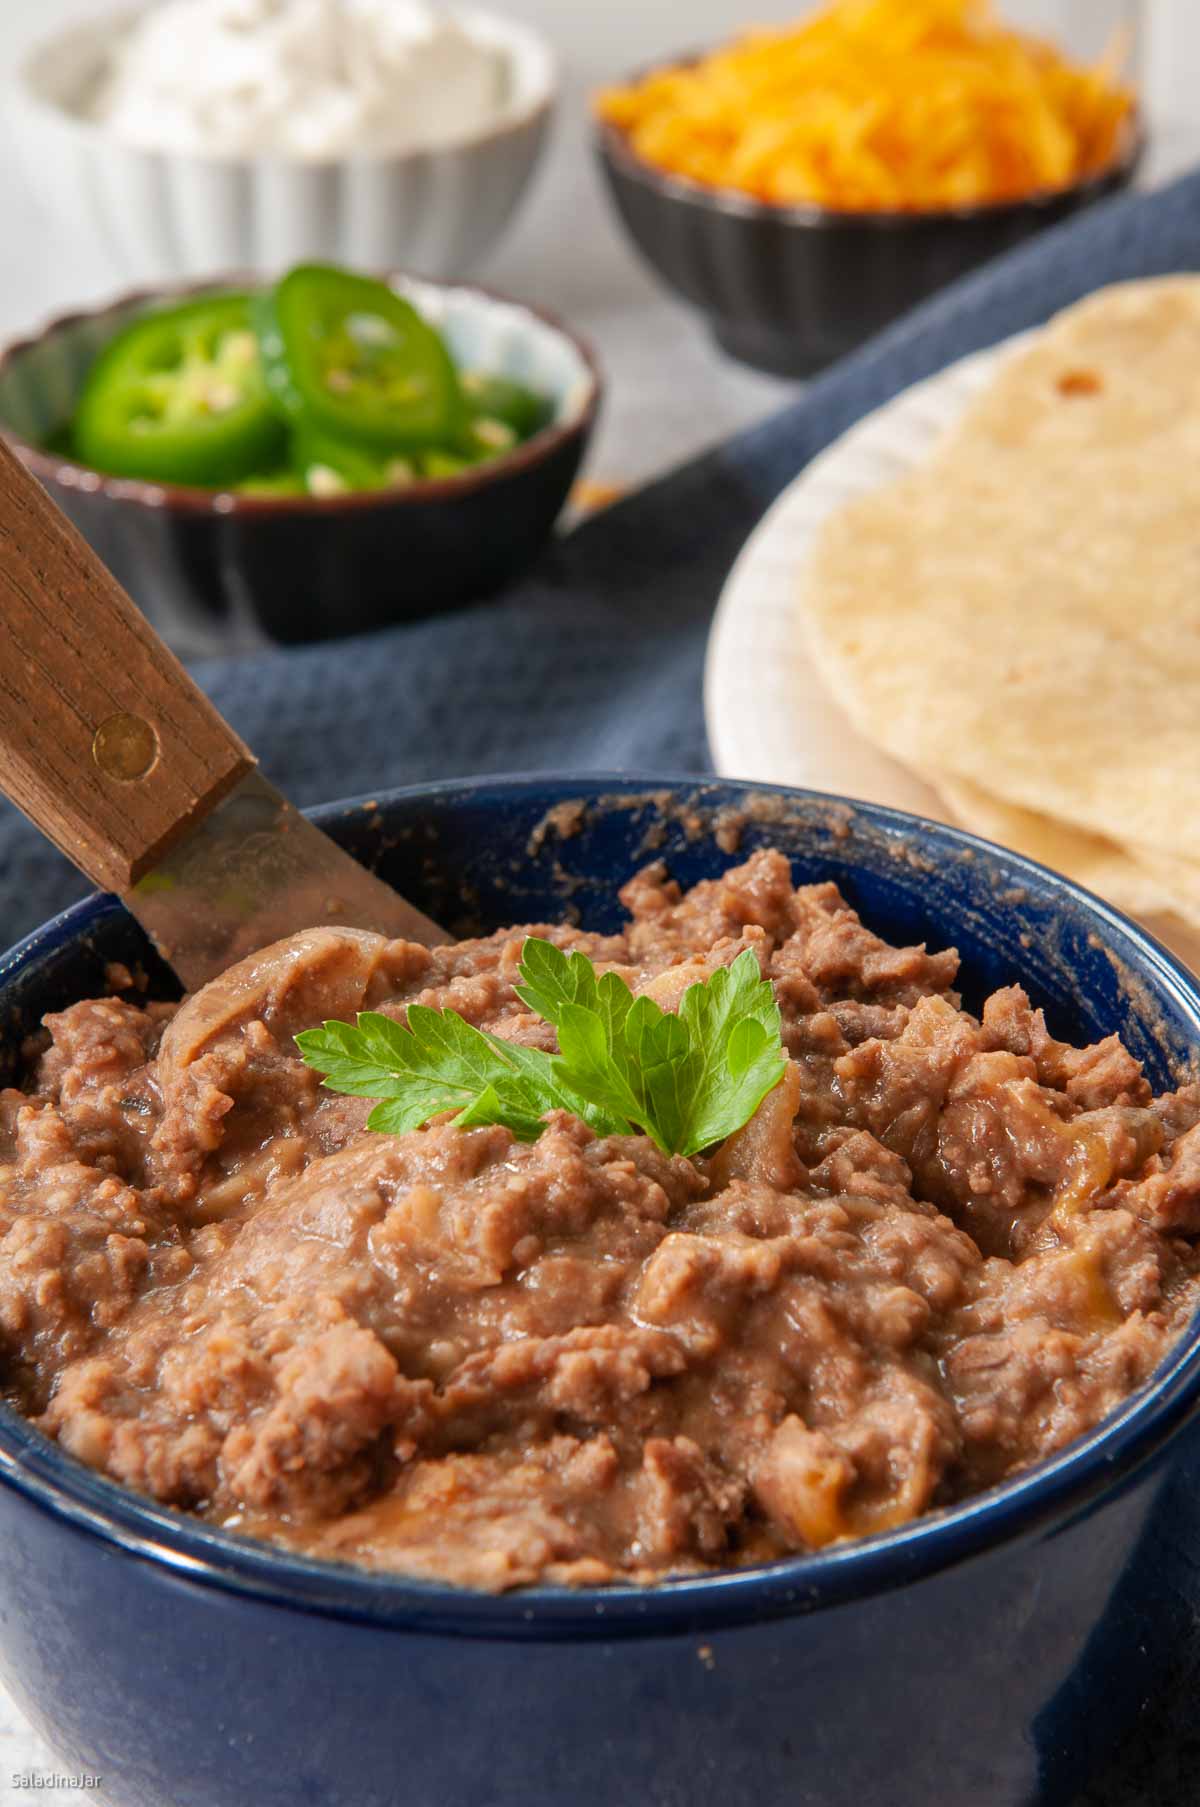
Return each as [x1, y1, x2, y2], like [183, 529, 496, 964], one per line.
[127, 769, 444, 990]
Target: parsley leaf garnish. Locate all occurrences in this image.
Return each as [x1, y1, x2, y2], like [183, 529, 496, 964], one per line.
[294, 1006, 626, 1143]
[296, 939, 787, 1158]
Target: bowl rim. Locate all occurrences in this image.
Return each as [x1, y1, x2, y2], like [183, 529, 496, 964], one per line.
[2, 771, 1200, 1636]
[594, 106, 1145, 231]
[0, 274, 603, 518]
[15, 2, 559, 167]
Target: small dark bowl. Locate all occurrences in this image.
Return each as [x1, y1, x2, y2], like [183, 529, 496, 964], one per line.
[1, 775, 1200, 1807]
[597, 110, 1144, 377]
[0, 278, 601, 649]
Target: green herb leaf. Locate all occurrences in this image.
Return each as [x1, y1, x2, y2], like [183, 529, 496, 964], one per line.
[296, 940, 788, 1157]
[296, 1006, 626, 1142]
[544, 948, 787, 1156]
[672, 950, 788, 1154]
[514, 939, 634, 1051]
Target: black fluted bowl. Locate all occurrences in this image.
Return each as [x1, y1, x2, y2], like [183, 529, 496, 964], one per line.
[597, 118, 1144, 377]
[1, 774, 1200, 1807]
[0, 277, 601, 651]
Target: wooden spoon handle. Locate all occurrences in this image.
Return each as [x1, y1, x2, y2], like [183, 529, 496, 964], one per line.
[0, 437, 254, 894]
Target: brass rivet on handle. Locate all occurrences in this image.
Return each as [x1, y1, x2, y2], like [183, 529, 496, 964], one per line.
[92, 713, 160, 783]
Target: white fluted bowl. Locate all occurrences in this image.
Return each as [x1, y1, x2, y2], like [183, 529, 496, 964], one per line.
[11, 6, 556, 283]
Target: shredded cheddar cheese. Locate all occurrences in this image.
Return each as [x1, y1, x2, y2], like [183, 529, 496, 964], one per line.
[596, 0, 1135, 213]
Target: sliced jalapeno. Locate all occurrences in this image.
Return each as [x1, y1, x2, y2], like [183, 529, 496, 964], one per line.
[235, 470, 308, 497]
[72, 294, 285, 486]
[420, 449, 475, 480]
[254, 266, 462, 452]
[459, 372, 553, 440]
[290, 423, 415, 497]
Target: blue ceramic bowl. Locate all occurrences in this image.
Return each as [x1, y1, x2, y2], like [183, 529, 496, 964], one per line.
[1, 774, 1199, 1807]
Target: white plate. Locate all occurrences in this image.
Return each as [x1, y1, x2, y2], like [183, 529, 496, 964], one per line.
[705, 334, 1029, 812]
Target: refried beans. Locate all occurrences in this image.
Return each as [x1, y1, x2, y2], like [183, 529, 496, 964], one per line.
[2, 848, 1198, 1591]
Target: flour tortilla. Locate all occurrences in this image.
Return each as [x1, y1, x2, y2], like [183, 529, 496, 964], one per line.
[932, 774, 1200, 975]
[932, 774, 1200, 918]
[804, 277, 1200, 872]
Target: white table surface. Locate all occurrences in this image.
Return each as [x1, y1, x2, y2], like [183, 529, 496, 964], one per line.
[0, 1, 1198, 1798]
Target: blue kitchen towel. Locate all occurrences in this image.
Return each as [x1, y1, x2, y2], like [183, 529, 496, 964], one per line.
[2, 170, 1200, 1807]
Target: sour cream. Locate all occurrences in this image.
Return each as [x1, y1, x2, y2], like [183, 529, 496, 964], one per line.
[87, 0, 512, 159]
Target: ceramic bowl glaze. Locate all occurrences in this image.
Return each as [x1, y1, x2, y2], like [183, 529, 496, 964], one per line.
[0, 277, 600, 650]
[597, 115, 1144, 377]
[0, 775, 1198, 1807]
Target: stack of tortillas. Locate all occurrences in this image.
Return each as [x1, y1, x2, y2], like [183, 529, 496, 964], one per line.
[802, 276, 1200, 968]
